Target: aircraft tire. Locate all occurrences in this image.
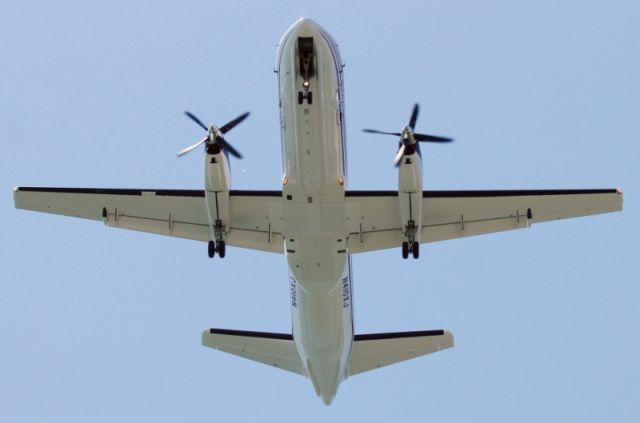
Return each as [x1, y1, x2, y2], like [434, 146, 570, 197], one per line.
[402, 241, 409, 259]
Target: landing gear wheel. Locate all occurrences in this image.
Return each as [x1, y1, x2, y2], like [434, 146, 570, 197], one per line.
[401, 241, 409, 259]
[307, 91, 313, 105]
[208, 240, 216, 258]
[298, 91, 303, 105]
[412, 242, 419, 259]
[217, 240, 226, 258]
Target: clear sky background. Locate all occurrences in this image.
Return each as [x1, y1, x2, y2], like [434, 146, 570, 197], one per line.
[1, 1, 638, 421]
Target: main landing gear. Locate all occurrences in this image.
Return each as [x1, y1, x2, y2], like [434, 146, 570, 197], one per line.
[207, 240, 226, 259]
[207, 220, 227, 259]
[402, 221, 420, 259]
[401, 241, 419, 259]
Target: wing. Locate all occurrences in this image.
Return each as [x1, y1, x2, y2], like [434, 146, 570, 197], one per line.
[13, 187, 284, 253]
[346, 189, 623, 253]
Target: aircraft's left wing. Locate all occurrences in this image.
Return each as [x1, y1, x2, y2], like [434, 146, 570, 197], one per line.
[13, 187, 284, 253]
[346, 189, 623, 254]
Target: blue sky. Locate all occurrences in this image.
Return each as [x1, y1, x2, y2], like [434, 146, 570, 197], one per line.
[1, 0, 638, 421]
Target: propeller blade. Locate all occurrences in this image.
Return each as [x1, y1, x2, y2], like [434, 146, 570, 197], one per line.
[414, 133, 454, 143]
[176, 136, 208, 158]
[184, 111, 209, 131]
[219, 112, 250, 134]
[363, 129, 402, 136]
[218, 136, 243, 159]
[408, 103, 419, 130]
[364, 103, 452, 166]
[394, 143, 406, 166]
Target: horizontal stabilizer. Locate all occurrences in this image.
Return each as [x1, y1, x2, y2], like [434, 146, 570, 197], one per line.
[347, 330, 453, 377]
[202, 328, 304, 375]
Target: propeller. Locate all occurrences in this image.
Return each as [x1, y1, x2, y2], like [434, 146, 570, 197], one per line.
[363, 104, 453, 166]
[177, 111, 249, 158]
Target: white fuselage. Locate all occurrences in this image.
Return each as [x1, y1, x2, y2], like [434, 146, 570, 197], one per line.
[276, 19, 351, 404]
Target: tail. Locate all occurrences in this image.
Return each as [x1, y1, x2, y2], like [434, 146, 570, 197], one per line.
[201, 328, 453, 377]
[346, 329, 453, 376]
[201, 328, 305, 375]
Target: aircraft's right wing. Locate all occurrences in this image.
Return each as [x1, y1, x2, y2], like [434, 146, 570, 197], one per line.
[346, 189, 623, 253]
[13, 187, 284, 253]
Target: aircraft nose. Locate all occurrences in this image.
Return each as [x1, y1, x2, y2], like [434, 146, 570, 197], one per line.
[289, 17, 322, 37]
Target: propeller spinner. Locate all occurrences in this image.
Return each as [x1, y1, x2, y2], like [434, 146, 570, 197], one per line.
[363, 104, 453, 166]
[177, 111, 249, 158]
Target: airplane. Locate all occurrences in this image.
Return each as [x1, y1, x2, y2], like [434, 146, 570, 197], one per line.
[13, 18, 623, 405]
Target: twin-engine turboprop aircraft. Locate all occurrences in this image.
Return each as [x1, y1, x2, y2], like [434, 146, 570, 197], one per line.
[13, 18, 623, 405]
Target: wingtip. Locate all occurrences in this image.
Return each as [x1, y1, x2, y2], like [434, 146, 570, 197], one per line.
[616, 188, 624, 211]
[444, 329, 455, 347]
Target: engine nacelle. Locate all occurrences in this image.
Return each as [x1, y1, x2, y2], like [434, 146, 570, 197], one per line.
[205, 151, 231, 192]
[204, 151, 231, 240]
[398, 150, 423, 249]
[398, 151, 422, 193]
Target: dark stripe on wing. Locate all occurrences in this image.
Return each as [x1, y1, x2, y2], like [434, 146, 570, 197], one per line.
[208, 328, 293, 341]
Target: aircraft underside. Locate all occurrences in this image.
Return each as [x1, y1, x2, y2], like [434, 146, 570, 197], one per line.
[13, 18, 622, 405]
